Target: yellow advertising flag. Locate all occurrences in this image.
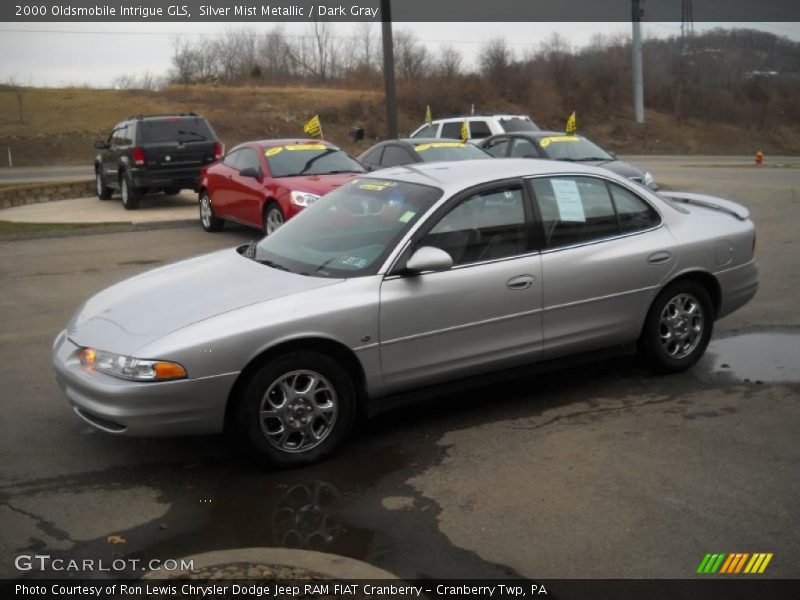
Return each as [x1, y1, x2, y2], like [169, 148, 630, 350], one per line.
[303, 114, 322, 138]
[566, 111, 577, 135]
[425, 105, 432, 125]
[461, 120, 469, 141]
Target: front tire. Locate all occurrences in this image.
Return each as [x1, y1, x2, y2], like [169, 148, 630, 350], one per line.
[199, 190, 224, 232]
[263, 202, 284, 235]
[640, 280, 714, 373]
[120, 173, 141, 210]
[234, 351, 356, 468]
[96, 170, 113, 200]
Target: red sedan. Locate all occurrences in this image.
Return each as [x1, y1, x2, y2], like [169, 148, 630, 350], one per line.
[198, 139, 365, 233]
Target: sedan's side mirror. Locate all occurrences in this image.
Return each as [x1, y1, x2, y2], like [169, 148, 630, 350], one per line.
[94, 141, 108, 150]
[404, 246, 453, 274]
[239, 167, 261, 180]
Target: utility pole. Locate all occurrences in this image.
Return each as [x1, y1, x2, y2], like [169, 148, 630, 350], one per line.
[631, 0, 645, 124]
[381, 0, 398, 138]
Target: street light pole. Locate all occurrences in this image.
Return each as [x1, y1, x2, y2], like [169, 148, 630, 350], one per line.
[631, 0, 645, 124]
[381, 0, 398, 138]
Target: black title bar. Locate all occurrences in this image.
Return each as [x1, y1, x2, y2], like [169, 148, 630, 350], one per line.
[2, 0, 800, 23]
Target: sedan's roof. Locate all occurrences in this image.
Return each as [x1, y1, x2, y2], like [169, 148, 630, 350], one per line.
[254, 138, 338, 148]
[368, 158, 616, 192]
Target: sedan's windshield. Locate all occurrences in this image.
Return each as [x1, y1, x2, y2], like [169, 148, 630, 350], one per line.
[413, 142, 490, 162]
[264, 143, 365, 177]
[537, 136, 614, 161]
[252, 179, 443, 277]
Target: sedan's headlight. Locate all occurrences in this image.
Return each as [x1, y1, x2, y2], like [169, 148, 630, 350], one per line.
[290, 191, 321, 207]
[79, 348, 186, 382]
[643, 171, 657, 188]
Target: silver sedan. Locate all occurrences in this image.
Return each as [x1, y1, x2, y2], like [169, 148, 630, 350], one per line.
[53, 159, 758, 467]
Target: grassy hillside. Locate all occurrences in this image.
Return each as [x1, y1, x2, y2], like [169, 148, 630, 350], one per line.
[1, 84, 798, 167]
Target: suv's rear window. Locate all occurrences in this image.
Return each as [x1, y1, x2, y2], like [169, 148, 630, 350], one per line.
[500, 118, 539, 133]
[139, 118, 214, 143]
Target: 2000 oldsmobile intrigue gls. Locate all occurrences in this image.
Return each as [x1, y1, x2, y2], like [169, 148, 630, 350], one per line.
[53, 160, 758, 467]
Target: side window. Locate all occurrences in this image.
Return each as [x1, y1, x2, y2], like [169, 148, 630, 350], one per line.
[111, 125, 129, 147]
[411, 124, 437, 138]
[440, 122, 463, 139]
[510, 138, 538, 158]
[380, 145, 415, 167]
[530, 176, 619, 249]
[420, 186, 527, 266]
[222, 149, 242, 169]
[469, 121, 492, 139]
[360, 147, 383, 166]
[238, 148, 262, 173]
[483, 138, 510, 158]
[608, 183, 661, 233]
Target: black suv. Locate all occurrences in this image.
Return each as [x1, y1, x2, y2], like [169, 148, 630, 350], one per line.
[94, 113, 222, 209]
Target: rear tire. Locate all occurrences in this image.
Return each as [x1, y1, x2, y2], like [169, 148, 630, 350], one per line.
[263, 202, 284, 235]
[233, 351, 356, 468]
[199, 190, 224, 232]
[120, 173, 141, 210]
[640, 280, 714, 373]
[95, 170, 113, 200]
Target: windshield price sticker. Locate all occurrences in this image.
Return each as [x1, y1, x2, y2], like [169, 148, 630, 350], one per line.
[398, 210, 416, 223]
[265, 147, 283, 157]
[286, 144, 328, 151]
[540, 136, 581, 148]
[415, 142, 466, 152]
[551, 179, 586, 222]
[358, 181, 398, 192]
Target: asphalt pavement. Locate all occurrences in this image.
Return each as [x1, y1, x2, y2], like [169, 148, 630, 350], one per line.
[1, 157, 798, 580]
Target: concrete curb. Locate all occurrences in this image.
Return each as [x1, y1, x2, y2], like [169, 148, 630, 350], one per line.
[143, 548, 400, 580]
[0, 180, 94, 209]
[0, 218, 198, 242]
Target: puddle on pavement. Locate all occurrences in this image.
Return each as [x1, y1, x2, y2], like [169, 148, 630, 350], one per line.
[703, 331, 800, 383]
[9, 438, 517, 580]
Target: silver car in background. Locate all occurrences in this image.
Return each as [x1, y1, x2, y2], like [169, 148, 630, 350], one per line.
[53, 159, 758, 467]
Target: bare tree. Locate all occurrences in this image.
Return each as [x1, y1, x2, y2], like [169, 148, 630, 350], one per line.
[435, 45, 462, 79]
[394, 31, 429, 79]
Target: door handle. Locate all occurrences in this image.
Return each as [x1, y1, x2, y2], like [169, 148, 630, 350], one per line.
[647, 251, 671, 265]
[507, 274, 536, 290]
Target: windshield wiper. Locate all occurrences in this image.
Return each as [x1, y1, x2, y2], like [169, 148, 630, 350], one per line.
[298, 149, 337, 174]
[321, 169, 363, 174]
[258, 258, 292, 272]
[571, 157, 614, 162]
[176, 130, 207, 142]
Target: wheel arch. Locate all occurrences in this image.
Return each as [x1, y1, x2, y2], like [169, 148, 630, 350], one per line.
[223, 336, 368, 431]
[641, 269, 722, 340]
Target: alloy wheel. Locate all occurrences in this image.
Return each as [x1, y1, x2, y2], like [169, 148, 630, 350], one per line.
[259, 370, 338, 453]
[265, 207, 284, 234]
[659, 293, 704, 359]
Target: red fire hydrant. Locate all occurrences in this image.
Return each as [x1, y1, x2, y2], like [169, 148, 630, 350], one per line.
[755, 150, 764, 165]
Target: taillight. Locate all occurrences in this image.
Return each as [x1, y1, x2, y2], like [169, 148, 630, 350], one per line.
[213, 143, 223, 160]
[132, 147, 146, 166]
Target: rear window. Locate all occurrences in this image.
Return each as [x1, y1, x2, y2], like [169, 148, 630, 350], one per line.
[264, 143, 365, 178]
[500, 118, 539, 133]
[139, 118, 214, 143]
[413, 142, 489, 162]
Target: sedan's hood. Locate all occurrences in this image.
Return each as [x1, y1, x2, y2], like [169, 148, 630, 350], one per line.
[278, 172, 360, 196]
[585, 159, 644, 180]
[67, 248, 340, 355]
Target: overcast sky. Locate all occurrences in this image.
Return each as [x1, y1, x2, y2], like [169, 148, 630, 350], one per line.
[1, 21, 798, 87]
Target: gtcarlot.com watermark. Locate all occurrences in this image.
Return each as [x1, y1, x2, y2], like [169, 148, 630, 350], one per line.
[15, 554, 194, 573]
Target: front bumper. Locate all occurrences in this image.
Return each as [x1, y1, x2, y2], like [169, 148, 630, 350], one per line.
[52, 331, 238, 436]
